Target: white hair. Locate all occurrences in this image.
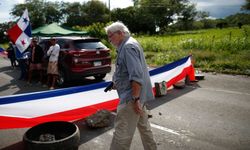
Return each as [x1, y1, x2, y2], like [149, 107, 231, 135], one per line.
[105, 21, 130, 36]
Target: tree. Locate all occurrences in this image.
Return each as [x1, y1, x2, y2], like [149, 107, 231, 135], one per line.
[241, 0, 250, 10]
[225, 13, 250, 26]
[83, 0, 110, 25]
[0, 22, 15, 43]
[63, 0, 110, 27]
[111, 7, 137, 32]
[63, 2, 86, 27]
[133, 0, 196, 32]
[216, 19, 228, 29]
[176, 3, 197, 30]
[10, 0, 63, 29]
[111, 7, 156, 34]
[195, 11, 216, 29]
[196, 11, 209, 21]
[43, 1, 63, 24]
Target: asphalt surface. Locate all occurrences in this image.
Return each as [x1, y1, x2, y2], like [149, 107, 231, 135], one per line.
[0, 56, 250, 150]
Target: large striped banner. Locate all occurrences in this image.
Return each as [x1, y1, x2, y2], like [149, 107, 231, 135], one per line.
[0, 55, 195, 129]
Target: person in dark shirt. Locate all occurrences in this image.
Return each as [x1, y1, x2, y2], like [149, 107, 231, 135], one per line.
[17, 48, 30, 80]
[27, 38, 44, 85]
[7, 42, 17, 69]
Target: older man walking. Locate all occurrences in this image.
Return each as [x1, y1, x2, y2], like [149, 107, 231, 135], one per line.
[105, 21, 157, 150]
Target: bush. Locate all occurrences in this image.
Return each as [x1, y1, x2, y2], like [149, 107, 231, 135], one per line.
[74, 22, 110, 39]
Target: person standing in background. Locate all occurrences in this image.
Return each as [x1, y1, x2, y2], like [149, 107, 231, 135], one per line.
[17, 47, 30, 80]
[7, 42, 17, 69]
[105, 21, 157, 150]
[46, 38, 60, 90]
[27, 38, 44, 85]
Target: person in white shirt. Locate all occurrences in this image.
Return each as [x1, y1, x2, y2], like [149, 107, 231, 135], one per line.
[46, 38, 60, 90]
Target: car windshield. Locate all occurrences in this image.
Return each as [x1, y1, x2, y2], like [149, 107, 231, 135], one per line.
[74, 40, 107, 50]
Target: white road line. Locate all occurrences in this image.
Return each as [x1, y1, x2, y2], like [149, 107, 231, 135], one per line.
[111, 112, 180, 136]
[150, 123, 180, 135]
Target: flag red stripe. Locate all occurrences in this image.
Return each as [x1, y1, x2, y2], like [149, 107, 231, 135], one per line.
[0, 99, 119, 129]
[166, 64, 194, 87]
[152, 64, 194, 94]
[0, 56, 195, 129]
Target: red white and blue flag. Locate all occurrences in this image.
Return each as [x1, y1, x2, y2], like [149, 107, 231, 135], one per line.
[0, 56, 195, 129]
[7, 9, 32, 58]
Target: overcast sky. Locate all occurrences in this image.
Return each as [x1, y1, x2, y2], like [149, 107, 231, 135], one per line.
[0, 0, 246, 23]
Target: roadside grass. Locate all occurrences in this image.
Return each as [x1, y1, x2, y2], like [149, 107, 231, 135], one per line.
[136, 25, 250, 75]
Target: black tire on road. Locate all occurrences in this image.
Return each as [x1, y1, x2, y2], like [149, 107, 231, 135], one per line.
[94, 74, 106, 81]
[23, 121, 80, 150]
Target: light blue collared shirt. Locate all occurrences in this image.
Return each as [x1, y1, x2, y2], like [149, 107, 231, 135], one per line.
[112, 36, 154, 105]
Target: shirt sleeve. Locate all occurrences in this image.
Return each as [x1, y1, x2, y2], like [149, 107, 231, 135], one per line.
[53, 44, 60, 58]
[124, 44, 144, 85]
[47, 46, 53, 56]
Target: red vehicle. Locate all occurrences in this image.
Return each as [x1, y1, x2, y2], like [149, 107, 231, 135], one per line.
[39, 36, 112, 86]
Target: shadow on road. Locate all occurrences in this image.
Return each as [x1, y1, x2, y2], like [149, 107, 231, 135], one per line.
[148, 83, 200, 110]
[0, 66, 12, 72]
[1, 142, 25, 150]
[74, 115, 115, 145]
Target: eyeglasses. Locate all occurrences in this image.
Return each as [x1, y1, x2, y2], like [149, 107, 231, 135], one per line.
[108, 32, 118, 39]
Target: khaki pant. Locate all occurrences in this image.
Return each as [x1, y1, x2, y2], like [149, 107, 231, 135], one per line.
[47, 61, 58, 75]
[110, 101, 157, 150]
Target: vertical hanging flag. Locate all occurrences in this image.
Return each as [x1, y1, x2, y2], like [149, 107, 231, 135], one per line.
[7, 9, 32, 58]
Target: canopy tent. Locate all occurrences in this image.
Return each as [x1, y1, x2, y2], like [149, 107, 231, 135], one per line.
[32, 23, 88, 37]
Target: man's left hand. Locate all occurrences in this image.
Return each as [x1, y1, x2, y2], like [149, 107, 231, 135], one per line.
[133, 100, 143, 115]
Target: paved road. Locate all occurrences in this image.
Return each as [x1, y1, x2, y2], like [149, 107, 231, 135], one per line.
[0, 56, 250, 150]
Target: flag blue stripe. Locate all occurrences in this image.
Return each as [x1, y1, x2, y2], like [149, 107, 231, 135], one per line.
[149, 55, 190, 76]
[24, 23, 32, 37]
[15, 47, 23, 59]
[0, 55, 191, 105]
[0, 81, 111, 105]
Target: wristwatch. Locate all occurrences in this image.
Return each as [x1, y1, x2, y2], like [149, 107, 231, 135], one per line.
[132, 96, 140, 102]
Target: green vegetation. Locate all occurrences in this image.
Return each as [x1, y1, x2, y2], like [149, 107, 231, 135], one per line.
[1, 0, 249, 75]
[0, 43, 9, 50]
[1, 22, 249, 75]
[76, 23, 250, 75]
[78, 23, 250, 75]
[135, 26, 250, 75]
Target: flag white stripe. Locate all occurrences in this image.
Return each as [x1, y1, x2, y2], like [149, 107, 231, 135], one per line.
[0, 88, 118, 118]
[151, 57, 191, 85]
[0, 57, 192, 119]
[17, 9, 30, 31]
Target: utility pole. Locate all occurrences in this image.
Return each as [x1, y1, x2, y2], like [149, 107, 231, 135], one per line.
[109, 0, 111, 22]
